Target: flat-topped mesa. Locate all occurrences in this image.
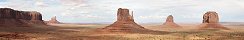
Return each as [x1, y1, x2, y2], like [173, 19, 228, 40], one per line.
[198, 11, 229, 30]
[0, 8, 45, 27]
[103, 8, 146, 32]
[47, 16, 61, 24]
[162, 15, 181, 28]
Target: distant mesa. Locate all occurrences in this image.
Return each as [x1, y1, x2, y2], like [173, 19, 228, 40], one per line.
[46, 16, 61, 24]
[198, 11, 229, 30]
[102, 8, 149, 33]
[162, 15, 181, 28]
[0, 8, 46, 27]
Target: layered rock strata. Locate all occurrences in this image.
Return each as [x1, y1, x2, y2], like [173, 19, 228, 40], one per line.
[0, 8, 45, 27]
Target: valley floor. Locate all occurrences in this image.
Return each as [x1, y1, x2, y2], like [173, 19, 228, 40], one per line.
[0, 23, 244, 40]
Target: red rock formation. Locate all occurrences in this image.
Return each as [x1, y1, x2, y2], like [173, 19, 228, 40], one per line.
[198, 11, 229, 30]
[162, 15, 181, 28]
[102, 8, 147, 32]
[0, 8, 45, 27]
[47, 16, 60, 24]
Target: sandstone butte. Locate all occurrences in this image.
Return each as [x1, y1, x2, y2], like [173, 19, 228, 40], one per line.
[162, 15, 181, 28]
[0, 8, 46, 27]
[198, 11, 229, 30]
[47, 16, 60, 24]
[102, 8, 150, 33]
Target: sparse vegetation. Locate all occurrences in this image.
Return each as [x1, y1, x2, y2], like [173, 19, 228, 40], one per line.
[0, 24, 244, 40]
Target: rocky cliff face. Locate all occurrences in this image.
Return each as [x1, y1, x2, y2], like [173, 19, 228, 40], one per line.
[102, 8, 148, 32]
[116, 8, 134, 22]
[202, 11, 219, 23]
[162, 15, 181, 28]
[0, 8, 45, 27]
[47, 16, 60, 24]
[198, 11, 229, 30]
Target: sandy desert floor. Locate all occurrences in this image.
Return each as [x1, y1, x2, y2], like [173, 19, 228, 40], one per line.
[0, 23, 244, 40]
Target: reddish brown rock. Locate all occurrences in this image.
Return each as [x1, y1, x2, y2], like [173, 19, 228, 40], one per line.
[102, 8, 147, 32]
[47, 16, 60, 24]
[162, 15, 181, 28]
[0, 8, 45, 27]
[198, 11, 229, 30]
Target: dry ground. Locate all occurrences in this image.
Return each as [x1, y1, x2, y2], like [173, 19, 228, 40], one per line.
[0, 23, 244, 40]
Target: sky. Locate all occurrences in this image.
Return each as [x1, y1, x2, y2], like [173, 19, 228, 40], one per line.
[0, 0, 244, 23]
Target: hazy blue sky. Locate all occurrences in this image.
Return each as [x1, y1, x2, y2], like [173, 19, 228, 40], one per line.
[0, 0, 244, 23]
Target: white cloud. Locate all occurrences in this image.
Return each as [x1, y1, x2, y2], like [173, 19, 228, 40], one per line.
[35, 1, 48, 7]
[139, 16, 163, 19]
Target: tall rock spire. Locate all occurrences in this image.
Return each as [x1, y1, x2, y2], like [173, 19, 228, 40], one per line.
[129, 11, 134, 21]
[131, 11, 134, 20]
[198, 11, 229, 30]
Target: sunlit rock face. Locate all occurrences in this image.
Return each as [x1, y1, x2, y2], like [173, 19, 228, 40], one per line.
[162, 15, 181, 28]
[0, 8, 46, 27]
[47, 16, 60, 24]
[198, 11, 229, 30]
[102, 8, 148, 32]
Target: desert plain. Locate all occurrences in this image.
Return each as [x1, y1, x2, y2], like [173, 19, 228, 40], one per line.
[0, 22, 243, 40]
